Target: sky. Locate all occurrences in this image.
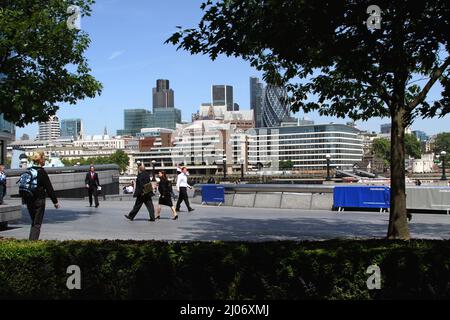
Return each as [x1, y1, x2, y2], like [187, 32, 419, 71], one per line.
[16, 0, 450, 139]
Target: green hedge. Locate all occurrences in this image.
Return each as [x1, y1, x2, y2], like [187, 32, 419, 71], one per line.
[0, 239, 450, 299]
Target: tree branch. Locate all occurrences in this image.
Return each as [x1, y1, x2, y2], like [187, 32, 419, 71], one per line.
[365, 77, 392, 106]
[408, 56, 450, 109]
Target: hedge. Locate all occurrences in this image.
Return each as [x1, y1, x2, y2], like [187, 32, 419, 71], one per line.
[0, 239, 450, 299]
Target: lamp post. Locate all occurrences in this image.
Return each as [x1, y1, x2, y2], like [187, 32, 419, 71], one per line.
[325, 154, 332, 181]
[441, 151, 447, 181]
[223, 157, 227, 179]
[151, 160, 156, 181]
[239, 157, 244, 180]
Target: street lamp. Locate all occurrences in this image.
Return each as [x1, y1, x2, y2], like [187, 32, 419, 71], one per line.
[325, 154, 332, 181]
[441, 151, 447, 181]
[223, 157, 227, 179]
[151, 160, 156, 181]
[239, 157, 244, 179]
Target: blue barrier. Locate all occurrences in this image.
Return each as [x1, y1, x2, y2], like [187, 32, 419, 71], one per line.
[333, 186, 390, 210]
[201, 185, 225, 204]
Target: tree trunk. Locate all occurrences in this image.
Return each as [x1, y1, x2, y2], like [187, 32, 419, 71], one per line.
[387, 105, 411, 240]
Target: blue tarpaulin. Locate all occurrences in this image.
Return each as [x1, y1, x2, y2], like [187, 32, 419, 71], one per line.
[333, 186, 390, 209]
[201, 185, 225, 204]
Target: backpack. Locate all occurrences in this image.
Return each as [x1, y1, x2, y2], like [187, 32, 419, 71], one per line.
[17, 168, 39, 199]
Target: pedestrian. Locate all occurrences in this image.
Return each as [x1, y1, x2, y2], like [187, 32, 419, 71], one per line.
[176, 167, 194, 212]
[207, 176, 216, 184]
[155, 171, 178, 220]
[20, 151, 60, 240]
[124, 165, 156, 221]
[0, 164, 6, 205]
[85, 165, 101, 208]
[415, 179, 422, 186]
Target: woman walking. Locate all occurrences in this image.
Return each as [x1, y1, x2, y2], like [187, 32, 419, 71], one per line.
[23, 151, 60, 240]
[156, 171, 178, 220]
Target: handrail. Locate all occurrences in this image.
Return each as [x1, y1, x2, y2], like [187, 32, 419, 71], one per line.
[4, 164, 120, 177]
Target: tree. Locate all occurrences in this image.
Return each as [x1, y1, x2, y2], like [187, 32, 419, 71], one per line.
[167, 0, 450, 240]
[0, 0, 102, 126]
[109, 150, 129, 173]
[61, 150, 129, 172]
[372, 138, 391, 166]
[279, 160, 294, 170]
[405, 134, 422, 159]
[434, 132, 450, 162]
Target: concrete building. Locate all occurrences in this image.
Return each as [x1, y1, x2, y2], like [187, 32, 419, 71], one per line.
[60, 118, 84, 140]
[74, 135, 125, 150]
[247, 124, 363, 172]
[412, 154, 434, 173]
[38, 115, 61, 141]
[0, 114, 15, 165]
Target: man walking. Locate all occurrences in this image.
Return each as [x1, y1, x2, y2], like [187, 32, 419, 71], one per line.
[85, 165, 101, 208]
[124, 164, 156, 221]
[176, 167, 194, 212]
[0, 164, 6, 205]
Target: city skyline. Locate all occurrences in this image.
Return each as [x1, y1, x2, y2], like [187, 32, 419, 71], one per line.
[14, 0, 450, 139]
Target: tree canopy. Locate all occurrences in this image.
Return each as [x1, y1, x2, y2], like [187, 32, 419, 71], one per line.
[62, 150, 129, 173]
[167, 0, 450, 239]
[0, 0, 102, 126]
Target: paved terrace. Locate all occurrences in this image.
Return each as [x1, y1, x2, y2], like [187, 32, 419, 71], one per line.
[1, 198, 450, 241]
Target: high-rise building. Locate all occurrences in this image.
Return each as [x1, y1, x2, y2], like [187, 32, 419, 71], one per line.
[152, 79, 174, 110]
[212, 85, 234, 111]
[117, 109, 152, 136]
[380, 123, 391, 134]
[250, 77, 264, 127]
[412, 130, 428, 142]
[0, 114, 15, 165]
[149, 108, 182, 130]
[262, 84, 292, 127]
[38, 115, 60, 141]
[60, 119, 83, 140]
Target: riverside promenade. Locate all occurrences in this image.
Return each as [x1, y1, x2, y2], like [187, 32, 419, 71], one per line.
[1, 199, 450, 241]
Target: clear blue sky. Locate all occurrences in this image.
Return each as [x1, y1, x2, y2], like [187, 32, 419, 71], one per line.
[16, 0, 450, 138]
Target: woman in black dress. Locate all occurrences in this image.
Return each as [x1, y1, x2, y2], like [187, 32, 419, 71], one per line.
[156, 171, 178, 220]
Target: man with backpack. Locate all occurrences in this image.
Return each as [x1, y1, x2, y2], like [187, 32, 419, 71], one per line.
[124, 164, 155, 222]
[0, 164, 6, 205]
[18, 152, 60, 240]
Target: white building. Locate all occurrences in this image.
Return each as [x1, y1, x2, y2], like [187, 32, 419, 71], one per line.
[412, 154, 434, 173]
[38, 115, 61, 141]
[74, 135, 125, 150]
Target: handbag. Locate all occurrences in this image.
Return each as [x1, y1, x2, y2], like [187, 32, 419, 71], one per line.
[143, 182, 154, 195]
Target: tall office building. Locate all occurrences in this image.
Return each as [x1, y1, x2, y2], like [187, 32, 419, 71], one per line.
[149, 108, 181, 130]
[212, 85, 234, 111]
[0, 114, 15, 165]
[60, 119, 83, 140]
[250, 77, 264, 127]
[262, 84, 292, 128]
[38, 115, 61, 141]
[153, 79, 174, 110]
[117, 109, 152, 136]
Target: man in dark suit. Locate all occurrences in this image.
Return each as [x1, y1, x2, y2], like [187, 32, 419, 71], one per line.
[85, 165, 101, 208]
[124, 165, 155, 221]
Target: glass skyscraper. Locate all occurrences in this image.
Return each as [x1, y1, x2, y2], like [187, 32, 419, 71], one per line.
[61, 118, 83, 140]
[153, 79, 174, 109]
[262, 84, 292, 128]
[250, 77, 264, 128]
[117, 107, 181, 136]
[212, 85, 234, 111]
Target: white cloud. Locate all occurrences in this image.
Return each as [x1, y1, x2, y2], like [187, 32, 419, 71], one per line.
[108, 50, 125, 60]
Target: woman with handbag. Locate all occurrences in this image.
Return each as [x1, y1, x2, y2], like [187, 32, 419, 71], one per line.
[155, 171, 178, 220]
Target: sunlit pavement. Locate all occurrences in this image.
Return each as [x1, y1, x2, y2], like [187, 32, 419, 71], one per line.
[1, 199, 450, 241]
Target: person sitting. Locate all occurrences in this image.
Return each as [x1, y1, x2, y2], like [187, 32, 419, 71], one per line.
[124, 181, 135, 194]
